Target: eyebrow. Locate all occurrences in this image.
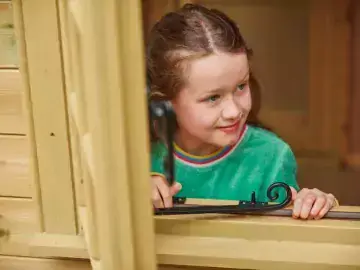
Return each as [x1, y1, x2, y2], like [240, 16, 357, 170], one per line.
[238, 70, 250, 83]
[205, 70, 250, 94]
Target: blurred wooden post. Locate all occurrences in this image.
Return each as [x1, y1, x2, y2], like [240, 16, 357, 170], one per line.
[58, 0, 158, 269]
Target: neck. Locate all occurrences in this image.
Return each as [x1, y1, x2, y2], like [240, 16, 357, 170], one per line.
[174, 130, 221, 156]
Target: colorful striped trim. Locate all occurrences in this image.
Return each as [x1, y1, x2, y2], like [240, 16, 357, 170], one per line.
[174, 125, 247, 167]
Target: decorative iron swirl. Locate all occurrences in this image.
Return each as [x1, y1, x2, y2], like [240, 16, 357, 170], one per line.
[266, 182, 292, 207]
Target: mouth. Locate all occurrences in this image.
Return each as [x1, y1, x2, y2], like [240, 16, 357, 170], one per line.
[218, 120, 241, 134]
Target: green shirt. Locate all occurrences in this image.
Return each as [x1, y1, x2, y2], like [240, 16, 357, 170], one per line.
[151, 125, 300, 203]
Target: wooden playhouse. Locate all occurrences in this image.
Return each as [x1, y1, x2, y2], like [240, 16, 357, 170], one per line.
[1, 0, 360, 269]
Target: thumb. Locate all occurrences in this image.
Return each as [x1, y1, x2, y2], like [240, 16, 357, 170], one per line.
[290, 186, 297, 201]
[170, 182, 182, 196]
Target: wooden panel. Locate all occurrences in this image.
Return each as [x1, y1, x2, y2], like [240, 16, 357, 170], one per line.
[157, 234, 360, 270]
[0, 256, 91, 270]
[0, 197, 37, 233]
[0, 135, 32, 197]
[0, 233, 88, 258]
[0, 70, 26, 134]
[349, 0, 360, 162]
[71, 0, 158, 269]
[15, 0, 77, 234]
[68, 0, 84, 34]
[155, 208, 360, 269]
[0, 256, 260, 270]
[58, 0, 86, 233]
[79, 205, 99, 260]
[0, 2, 19, 67]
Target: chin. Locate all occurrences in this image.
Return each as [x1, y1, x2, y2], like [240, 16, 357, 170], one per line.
[214, 136, 238, 147]
[217, 129, 242, 146]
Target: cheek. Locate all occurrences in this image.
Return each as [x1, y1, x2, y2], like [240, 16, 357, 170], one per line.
[174, 103, 217, 129]
[237, 91, 252, 112]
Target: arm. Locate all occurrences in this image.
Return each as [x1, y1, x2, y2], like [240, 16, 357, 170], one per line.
[150, 142, 182, 208]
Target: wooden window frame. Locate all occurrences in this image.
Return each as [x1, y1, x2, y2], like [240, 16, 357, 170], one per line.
[2, 0, 360, 270]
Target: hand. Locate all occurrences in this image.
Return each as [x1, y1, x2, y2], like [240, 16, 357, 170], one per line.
[290, 187, 337, 220]
[151, 174, 182, 208]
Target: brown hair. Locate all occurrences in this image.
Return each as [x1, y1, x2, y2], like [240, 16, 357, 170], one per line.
[146, 3, 266, 130]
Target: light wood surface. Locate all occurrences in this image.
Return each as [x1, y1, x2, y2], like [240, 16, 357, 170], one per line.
[0, 135, 31, 197]
[0, 197, 37, 233]
[0, 70, 25, 134]
[0, 256, 92, 270]
[13, 0, 77, 234]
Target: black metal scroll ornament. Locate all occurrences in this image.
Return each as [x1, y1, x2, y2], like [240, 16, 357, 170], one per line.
[148, 94, 295, 216]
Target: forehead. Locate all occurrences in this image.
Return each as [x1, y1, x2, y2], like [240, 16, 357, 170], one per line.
[184, 52, 249, 94]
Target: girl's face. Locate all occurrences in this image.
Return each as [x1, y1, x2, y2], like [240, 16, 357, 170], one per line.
[172, 52, 251, 155]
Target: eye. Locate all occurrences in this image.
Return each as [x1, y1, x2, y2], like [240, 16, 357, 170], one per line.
[206, 94, 220, 103]
[237, 83, 247, 91]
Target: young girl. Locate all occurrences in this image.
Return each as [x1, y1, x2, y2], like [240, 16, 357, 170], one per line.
[147, 4, 337, 220]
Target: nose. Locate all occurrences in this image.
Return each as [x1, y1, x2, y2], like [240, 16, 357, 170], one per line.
[221, 97, 241, 120]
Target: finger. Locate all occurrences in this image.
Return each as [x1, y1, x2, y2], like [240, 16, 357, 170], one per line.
[327, 193, 337, 207]
[309, 195, 327, 219]
[316, 199, 333, 219]
[300, 193, 316, 219]
[154, 177, 173, 208]
[152, 185, 164, 208]
[290, 187, 298, 202]
[292, 188, 309, 218]
[170, 182, 182, 196]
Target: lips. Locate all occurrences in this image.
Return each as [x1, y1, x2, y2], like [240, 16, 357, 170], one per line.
[218, 120, 241, 134]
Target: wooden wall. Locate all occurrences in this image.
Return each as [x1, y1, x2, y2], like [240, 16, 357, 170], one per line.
[1, 1, 85, 266]
[0, 0, 35, 253]
[348, 0, 360, 167]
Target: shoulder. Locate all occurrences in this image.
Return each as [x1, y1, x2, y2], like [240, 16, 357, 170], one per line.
[240, 125, 296, 165]
[245, 125, 293, 153]
[244, 125, 299, 192]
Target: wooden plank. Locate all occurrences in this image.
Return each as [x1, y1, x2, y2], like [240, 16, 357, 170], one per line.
[79, 0, 157, 269]
[0, 92, 26, 134]
[79, 205, 100, 260]
[0, 2, 19, 68]
[330, 0, 351, 162]
[155, 210, 360, 269]
[0, 256, 91, 270]
[68, 0, 84, 34]
[0, 233, 88, 259]
[0, 69, 22, 92]
[156, 234, 360, 270]
[15, 0, 77, 234]
[155, 206, 360, 245]
[12, 0, 44, 232]
[345, 154, 360, 169]
[0, 135, 32, 197]
[0, 197, 37, 233]
[0, 255, 256, 270]
[0, 70, 26, 134]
